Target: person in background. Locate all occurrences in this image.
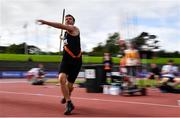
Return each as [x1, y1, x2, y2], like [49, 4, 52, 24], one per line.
[103, 53, 113, 84]
[160, 59, 179, 85]
[158, 60, 180, 93]
[38, 63, 45, 79]
[147, 63, 161, 80]
[146, 63, 161, 87]
[124, 42, 141, 84]
[27, 63, 46, 85]
[119, 53, 127, 75]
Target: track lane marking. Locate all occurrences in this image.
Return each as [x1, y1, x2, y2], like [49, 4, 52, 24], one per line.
[0, 81, 27, 83]
[0, 90, 179, 108]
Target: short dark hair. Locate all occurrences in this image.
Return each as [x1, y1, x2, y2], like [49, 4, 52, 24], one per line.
[65, 14, 75, 23]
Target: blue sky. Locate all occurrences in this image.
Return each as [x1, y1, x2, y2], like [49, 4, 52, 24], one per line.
[0, 0, 179, 52]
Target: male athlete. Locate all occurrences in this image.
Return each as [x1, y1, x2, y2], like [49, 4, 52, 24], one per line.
[37, 14, 82, 115]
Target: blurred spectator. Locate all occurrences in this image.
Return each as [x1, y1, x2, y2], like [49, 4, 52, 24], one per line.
[119, 54, 127, 74]
[147, 63, 161, 80]
[27, 63, 46, 85]
[38, 63, 45, 78]
[124, 42, 140, 67]
[117, 39, 127, 53]
[159, 60, 180, 90]
[103, 53, 113, 84]
[124, 42, 140, 79]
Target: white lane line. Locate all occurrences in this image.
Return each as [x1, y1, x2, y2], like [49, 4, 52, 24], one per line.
[0, 81, 27, 83]
[0, 90, 179, 108]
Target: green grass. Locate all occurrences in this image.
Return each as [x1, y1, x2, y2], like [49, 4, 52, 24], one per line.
[136, 79, 180, 89]
[82, 56, 103, 63]
[0, 54, 61, 62]
[136, 79, 158, 88]
[46, 78, 85, 84]
[0, 53, 180, 64]
[176, 85, 180, 89]
[141, 58, 180, 64]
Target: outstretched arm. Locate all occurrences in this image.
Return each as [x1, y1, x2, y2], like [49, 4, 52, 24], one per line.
[36, 20, 75, 32]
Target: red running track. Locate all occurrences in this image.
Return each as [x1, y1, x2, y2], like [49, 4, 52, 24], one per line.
[0, 79, 180, 117]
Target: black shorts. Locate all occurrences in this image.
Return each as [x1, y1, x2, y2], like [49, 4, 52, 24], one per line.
[59, 61, 82, 83]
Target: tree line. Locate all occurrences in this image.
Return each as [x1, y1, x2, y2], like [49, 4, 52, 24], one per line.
[86, 32, 180, 58]
[0, 32, 180, 58]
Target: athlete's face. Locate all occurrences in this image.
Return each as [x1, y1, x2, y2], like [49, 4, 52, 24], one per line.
[65, 16, 74, 25]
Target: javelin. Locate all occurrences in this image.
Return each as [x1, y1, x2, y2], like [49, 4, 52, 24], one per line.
[59, 9, 65, 53]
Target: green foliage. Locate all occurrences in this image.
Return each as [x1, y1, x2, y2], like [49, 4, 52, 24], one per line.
[89, 43, 105, 56]
[90, 32, 120, 56]
[156, 50, 180, 58]
[89, 32, 160, 57]
[131, 32, 158, 51]
[5, 43, 25, 54]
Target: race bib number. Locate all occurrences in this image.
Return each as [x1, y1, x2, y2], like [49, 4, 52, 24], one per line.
[64, 39, 68, 45]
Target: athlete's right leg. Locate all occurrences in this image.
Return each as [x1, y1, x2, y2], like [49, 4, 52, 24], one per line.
[61, 80, 74, 104]
[59, 73, 74, 115]
[58, 73, 71, 102]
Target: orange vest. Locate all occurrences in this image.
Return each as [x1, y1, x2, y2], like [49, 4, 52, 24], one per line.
[124, 49, 139, 59]
[120, 57, 126, 66]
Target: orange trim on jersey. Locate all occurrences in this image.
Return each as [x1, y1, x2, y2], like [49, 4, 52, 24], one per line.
[64, 46, 82, 58]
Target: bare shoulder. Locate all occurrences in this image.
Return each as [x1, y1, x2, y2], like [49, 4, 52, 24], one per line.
[71, 25, 80, 32]
[68, 25, 80, 36]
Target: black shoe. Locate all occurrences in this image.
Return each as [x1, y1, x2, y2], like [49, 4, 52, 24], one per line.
[61, 97, 66, 104]
[64, 101, 75, 115]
